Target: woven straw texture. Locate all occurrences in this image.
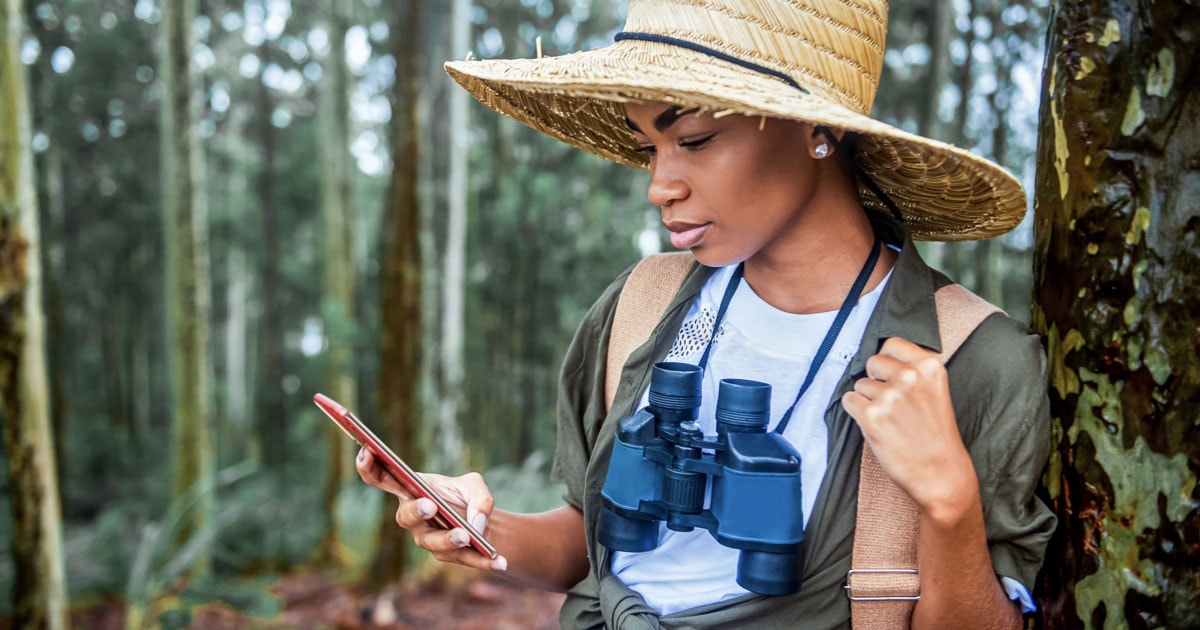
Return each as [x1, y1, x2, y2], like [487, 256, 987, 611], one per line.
[445, 0, 1027, 241]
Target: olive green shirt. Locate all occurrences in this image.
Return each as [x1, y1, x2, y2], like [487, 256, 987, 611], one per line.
[552, 238, 1056, 629]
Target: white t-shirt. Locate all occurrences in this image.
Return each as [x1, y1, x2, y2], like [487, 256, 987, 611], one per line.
[608, 259, 1037, 616]
[611, 264, 892, 615]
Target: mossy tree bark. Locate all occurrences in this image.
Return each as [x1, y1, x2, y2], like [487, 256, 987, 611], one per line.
[1032, 1, 1200, 628]
[0, 0, 68, 626]
[161, 0, 215, 575]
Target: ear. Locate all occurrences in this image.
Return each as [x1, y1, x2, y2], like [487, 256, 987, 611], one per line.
[810, 126, 847, 160]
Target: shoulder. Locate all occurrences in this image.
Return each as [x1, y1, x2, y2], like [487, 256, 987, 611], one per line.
[948, 310, 1051, 483]
[950, 311, 1046, 388]
[927, 268, 1044, 385]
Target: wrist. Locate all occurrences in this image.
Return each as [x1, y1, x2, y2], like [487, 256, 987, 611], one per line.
[916, 453, 981, 529]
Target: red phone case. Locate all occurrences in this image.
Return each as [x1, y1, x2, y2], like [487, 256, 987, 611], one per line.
[313, 393, 499, 559]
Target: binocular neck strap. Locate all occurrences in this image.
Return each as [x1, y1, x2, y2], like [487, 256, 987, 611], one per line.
[697, 237, 883, 435]
[697, 263, 744, 370]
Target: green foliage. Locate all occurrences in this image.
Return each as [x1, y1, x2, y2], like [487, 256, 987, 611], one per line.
[125, 461, 257, 610]
[208, 468, 325, 572]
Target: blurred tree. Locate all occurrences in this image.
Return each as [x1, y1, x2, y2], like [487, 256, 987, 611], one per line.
[433, 0, 470, 476]
[0, 0, 68, 626]
[314, 0, 357, 567]
[1032, 1, 1200, 627]
[39, 141, 65, 485]
[372, 0, 425, 585]
[160, 0, 215, 575]
[256, 30, 289, 469]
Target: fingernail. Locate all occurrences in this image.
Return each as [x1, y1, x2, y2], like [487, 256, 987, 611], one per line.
[450, 529, 469, 547]
[471, 513, 488, 533]
[417, 499, 435, 518]
[491, 556, 508, 572]
[357, 448, 366, 463]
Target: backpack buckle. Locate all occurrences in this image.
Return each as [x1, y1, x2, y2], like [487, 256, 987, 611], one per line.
[845, 569, 921, 601]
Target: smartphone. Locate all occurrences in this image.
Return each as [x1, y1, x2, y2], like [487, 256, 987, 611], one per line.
[313, 393, 499, 559]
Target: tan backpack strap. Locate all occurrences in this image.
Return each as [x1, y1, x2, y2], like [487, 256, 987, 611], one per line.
[605, 252, 695, 412]
[849, 283, 1002, 627]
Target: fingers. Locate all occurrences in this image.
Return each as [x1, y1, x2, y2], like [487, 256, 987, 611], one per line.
[866, 345, 944, 387]
[846, 337, 951, 436]
[458, 472, 495, 533]
[396, 498, 507, 572]
[877, 336, 928, 361]
[354, 448, 412, 499]
[358, 459, 506, 572]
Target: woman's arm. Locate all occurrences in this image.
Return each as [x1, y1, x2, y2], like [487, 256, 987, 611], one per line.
[355, 449, 590, 592]
[482, 505, 589, 592]
[842, 337, 1023, 629]
[909, 468, 1022, 629]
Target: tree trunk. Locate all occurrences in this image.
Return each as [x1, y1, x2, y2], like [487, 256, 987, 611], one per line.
[434, 0, 470, 474]
[256, 39, 286, 469]
[371, 0, 424, 585]
[40, 141, 67, 483]
[0, 0, 68, 625]
[221, 105, 253, 455]
[315, 0, 357, 567]
[160, 0, 215, 576]
[131, 242, 153, 441]
[1032, 2, 1200, 628]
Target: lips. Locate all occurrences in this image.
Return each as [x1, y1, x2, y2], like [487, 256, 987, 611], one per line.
[665, 221, 712, 250]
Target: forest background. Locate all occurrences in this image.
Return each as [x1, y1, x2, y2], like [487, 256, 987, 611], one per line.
[5, 0, 1191, 628]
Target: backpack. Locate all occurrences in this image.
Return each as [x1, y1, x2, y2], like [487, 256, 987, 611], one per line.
[603, 252, 1000, 628]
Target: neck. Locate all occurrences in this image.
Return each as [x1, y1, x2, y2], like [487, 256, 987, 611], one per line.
[743, 192, 898, 315]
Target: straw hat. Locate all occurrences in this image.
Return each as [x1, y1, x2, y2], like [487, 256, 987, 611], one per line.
[445, 0, 1026, 241]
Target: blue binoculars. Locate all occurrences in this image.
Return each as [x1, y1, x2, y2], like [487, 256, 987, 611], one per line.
[598, 362, 806, 595]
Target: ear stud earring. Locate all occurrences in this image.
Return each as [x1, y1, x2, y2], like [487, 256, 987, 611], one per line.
[814, 143, 830, 159]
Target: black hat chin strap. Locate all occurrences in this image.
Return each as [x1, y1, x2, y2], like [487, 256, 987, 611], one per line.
[817, 128, 905, 223]
[614, 31, 906, 223]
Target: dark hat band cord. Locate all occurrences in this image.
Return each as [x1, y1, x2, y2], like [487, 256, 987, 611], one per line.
[614, 31, 810, 94]
[614, 31, 905, 223]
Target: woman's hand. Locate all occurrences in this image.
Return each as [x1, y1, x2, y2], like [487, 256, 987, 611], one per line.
[354, 448, 508, 572]
[841, 336, 977, 521]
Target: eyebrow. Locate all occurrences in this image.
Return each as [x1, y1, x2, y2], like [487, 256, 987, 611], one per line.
[624, 106, 698, 134]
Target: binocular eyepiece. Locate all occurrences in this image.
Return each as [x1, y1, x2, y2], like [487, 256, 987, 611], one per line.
[599, 362, 806, 596]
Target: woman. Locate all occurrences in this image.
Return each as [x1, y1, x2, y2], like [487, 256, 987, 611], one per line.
[357, 1, 1054, 627]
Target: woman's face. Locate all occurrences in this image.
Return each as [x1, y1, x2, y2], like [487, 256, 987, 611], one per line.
[624, 101, 824, 268]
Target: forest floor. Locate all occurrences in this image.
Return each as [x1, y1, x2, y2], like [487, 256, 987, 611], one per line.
[46, 571, 566, 629]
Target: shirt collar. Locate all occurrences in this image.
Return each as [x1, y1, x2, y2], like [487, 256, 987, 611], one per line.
[850, 235, 945, 371]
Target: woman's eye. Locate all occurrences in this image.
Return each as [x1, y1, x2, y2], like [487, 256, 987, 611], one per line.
[680, 133, 716, 149]
[634, 145, 657, 155]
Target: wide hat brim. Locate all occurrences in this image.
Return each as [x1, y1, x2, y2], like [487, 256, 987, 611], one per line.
[446, 38, 1027, 241]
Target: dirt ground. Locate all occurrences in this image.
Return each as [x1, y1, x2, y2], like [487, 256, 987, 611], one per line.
[35, 572, 567, 630]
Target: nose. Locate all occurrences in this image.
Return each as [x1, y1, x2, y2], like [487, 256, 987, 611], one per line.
[646, 159, 689, 208]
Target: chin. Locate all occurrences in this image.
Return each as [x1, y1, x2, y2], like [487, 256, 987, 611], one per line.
[686, 246, 746, 269]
